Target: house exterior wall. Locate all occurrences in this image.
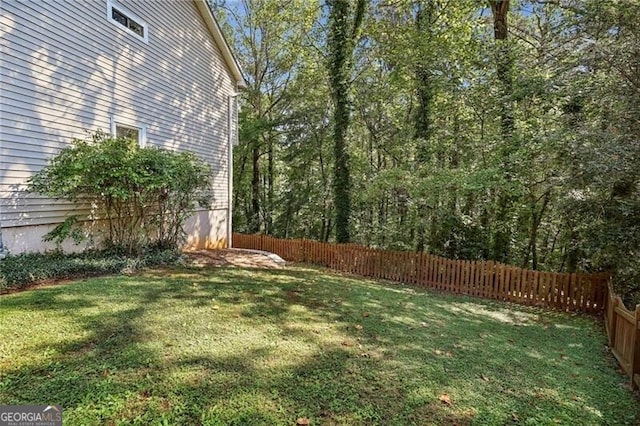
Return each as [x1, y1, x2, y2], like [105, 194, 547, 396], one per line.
[0, 0, 238, 252]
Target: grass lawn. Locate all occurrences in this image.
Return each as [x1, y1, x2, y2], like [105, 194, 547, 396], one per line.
[1, 264, 638, 425]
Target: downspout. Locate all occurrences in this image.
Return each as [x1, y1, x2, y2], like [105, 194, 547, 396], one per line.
[0, 202, 7, 257]
[227, 91, 240, 248]
[0, 225, 6, 259]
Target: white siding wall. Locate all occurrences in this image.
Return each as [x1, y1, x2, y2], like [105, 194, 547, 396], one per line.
[0, 0, 236, 251]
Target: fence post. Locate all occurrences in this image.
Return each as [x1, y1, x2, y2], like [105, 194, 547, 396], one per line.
[607, 286, 618, 349]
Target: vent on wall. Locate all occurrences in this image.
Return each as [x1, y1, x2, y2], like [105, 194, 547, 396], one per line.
[107, 0, 148, 43]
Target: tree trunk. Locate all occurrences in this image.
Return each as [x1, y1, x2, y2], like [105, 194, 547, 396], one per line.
[267, 134, 274, 234]
[414, 2, 435, 252]
[251, 142, 261, 233]
[489, 0, 514, 263]
[328, 0, 366, 243]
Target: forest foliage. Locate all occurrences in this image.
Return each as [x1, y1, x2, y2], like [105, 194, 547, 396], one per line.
[213, 0, 640, 304]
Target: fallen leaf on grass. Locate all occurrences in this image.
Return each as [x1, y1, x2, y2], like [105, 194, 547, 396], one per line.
[480, 374, 489, 382]
[439, 394, 452, 406]
[296, 417, 310, 425]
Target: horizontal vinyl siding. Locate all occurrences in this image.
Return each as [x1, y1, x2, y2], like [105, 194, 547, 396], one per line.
[0, 0, 235, 227]
[1, 79, 226, 158]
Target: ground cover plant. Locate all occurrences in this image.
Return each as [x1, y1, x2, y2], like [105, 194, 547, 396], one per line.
[0, 248, 183, 293]
[1, 265, 638, 425]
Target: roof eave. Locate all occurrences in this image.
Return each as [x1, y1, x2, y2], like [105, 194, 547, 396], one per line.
[194, 0, 247, 89]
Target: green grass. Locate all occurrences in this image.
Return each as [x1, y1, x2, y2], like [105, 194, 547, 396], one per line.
[0, 265, 638, 425]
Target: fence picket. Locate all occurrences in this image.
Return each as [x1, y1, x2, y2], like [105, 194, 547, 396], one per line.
[514, 268, 521, 303]
[444, 259, 450, 292]
[498, 264, 504, 299]
[508, 266, 516, 302]
[454, 259, 460, 293]
[546, 272, 553, 306]
[461, 260, 469, 295]
[421, 254, 427, 286]
[454, 260, 461, 293]
[589, 276, 598, 313]
[567, 273, 576, 311]
[577, 274, 586, 311]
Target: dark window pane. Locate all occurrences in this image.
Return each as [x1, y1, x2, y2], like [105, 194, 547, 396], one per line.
[116, 125, 140, 142]
[129, 20, 144, 37]
[112, 8, 127, 26]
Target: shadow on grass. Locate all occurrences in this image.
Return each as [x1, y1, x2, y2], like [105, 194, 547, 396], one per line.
[0, 266, 637, 425]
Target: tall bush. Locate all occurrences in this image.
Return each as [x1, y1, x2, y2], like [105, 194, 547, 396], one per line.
[28, 131, 213, 253]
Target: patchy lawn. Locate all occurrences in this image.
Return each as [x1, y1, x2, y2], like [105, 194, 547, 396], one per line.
[0, 264, 638, 425]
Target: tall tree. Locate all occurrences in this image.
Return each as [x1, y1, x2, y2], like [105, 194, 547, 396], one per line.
[214, 0, 317, 234]
[327, 0, 366, 243]
[414, 1, 435, 252]
[489, 0, 514, 262]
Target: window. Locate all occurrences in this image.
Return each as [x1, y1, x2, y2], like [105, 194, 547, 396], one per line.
[115, 124, 140, 141]
[111, 116, 146, 147]
[107, 1, 148, 43]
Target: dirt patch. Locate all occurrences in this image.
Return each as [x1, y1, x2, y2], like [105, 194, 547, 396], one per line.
[185, 249, 284, 269]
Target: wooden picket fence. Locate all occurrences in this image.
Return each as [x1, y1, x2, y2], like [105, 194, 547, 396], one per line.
[605, 283, 640, 390]
[232, 233, 608, 314]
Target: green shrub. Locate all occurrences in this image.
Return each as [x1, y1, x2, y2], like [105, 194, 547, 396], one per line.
[27, 131, 213, 254]
[0, 248, 184, 292]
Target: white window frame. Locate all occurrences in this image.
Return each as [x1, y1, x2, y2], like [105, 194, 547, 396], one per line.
[106, 0, 149, 44]
[110, 116, 147, 147]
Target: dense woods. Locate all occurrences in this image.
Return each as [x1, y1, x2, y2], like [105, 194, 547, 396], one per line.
[213, 0, 640, 304]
